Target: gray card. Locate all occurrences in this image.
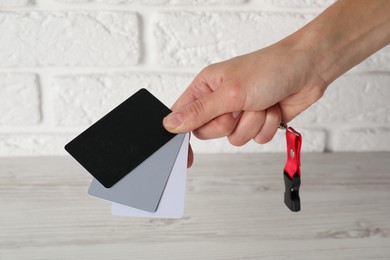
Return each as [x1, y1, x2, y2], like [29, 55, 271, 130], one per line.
[88, 133, 185, 213]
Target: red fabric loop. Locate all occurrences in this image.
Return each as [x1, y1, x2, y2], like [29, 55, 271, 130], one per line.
[284, 127, 302, 179]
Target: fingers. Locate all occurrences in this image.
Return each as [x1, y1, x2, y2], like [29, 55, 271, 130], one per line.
[187, 144, 194, 168]
[171, 76, 213, 112]
[170, 65, 220, 112]
[253, 104, 281, 144]
[228, 111, 266, 146]
[163, 88, 241, 133]
[192, 112, 241, 140]
[227, 110, 266, 146]
[191, 105, 281, 144]
[185, 105, 280, 169]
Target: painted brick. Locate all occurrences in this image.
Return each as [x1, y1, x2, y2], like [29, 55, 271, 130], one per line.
[330, 128, 390, 152]
[264, 0, 335, 8]
[52, 73, 194, 126]
[0, 11, 139, 67]
[0, 0, 33, 6]
[0, 133, 77, 156]
[155, 12, 314, 67]
[54, 0, 246, 4]
[0, 1, 388, 156]
[292, 73, 390, 125]
[54, 0, 89, 3]
[0, 74, 41, 125]
[191, 128, 326, 153]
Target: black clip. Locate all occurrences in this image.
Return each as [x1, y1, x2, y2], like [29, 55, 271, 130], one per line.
[283, 171, 301, 212]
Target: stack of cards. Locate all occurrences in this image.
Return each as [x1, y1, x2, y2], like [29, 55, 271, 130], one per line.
[65, 89, 189, 218]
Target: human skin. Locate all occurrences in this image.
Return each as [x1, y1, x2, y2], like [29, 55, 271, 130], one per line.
[163, 0, 390, 168]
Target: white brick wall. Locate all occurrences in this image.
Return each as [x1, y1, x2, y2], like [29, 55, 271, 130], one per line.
[0, 0, 32, 7]
[53, 73, 193, 126]
[54, 0, 247, 4]
[0, 0, 389, 156]
[155, 11, 314, 67]
[0, 11, 139, 66]
[0, 74, 40, 125]
[293, 74, 390, 124]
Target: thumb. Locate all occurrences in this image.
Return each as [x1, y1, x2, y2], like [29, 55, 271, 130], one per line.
[163, 91, 229, 133]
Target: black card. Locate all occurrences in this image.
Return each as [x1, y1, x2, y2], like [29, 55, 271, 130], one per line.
[65, 88, 176, 188]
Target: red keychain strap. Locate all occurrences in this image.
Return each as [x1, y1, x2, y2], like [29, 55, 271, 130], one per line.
[280, 124, 302, 212]
[284, 127, 302, 179]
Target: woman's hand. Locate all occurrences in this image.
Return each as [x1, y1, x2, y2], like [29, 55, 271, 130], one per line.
[164, 40, 328, 167]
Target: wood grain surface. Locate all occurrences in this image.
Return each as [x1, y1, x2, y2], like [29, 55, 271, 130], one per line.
[0, 153, 389, 259]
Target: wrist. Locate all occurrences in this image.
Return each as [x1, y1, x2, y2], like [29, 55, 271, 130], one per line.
[286, 29, 337, 86]
[278, 30, 333, 89]
[284, 0, 390, 85]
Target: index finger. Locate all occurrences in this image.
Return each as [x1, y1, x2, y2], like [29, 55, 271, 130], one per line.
[171, 79, 212, 112]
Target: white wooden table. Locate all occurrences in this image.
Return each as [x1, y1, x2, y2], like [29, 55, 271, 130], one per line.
[0, 153, 389, 259]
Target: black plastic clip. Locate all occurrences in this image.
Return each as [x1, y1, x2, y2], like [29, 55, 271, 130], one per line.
[283, 171, 301, 212]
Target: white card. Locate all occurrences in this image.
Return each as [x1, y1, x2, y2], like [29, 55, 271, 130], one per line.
[111, 132, 189, 218]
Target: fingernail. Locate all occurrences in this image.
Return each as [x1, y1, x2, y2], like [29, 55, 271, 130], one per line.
[163, 113, 183, 130]
[232, 111, 241, 118]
